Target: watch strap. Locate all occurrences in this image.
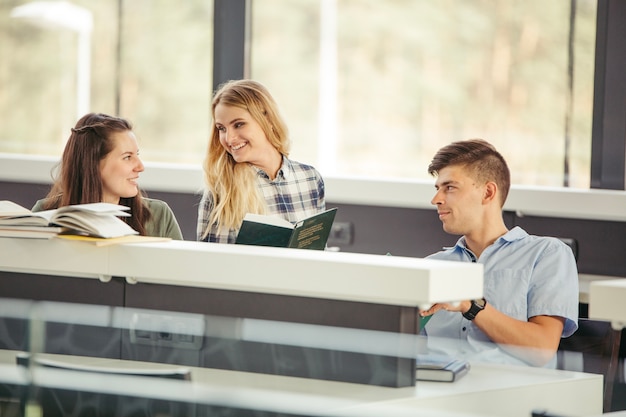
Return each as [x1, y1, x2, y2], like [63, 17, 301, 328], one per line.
[462, 298, 486, 321]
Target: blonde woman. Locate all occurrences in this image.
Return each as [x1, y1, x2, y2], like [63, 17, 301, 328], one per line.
[197, 79, 325, 243]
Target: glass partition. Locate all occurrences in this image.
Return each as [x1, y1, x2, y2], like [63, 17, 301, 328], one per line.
[0, 295, 609, 416]
[0, 297, 426, 417]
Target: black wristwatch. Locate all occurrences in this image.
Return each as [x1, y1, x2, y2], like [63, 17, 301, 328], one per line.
[462, 298, 486, 321]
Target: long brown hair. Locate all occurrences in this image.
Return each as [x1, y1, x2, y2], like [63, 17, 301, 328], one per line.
[42, 113, 151, 234]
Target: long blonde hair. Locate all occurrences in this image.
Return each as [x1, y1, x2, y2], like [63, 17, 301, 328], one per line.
[202, 79, 290, 237]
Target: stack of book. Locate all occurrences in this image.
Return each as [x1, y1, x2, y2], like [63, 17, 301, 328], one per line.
[0, 200, 139, 239]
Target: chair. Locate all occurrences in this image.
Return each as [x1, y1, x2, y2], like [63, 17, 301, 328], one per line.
[556, 318, 621, 412]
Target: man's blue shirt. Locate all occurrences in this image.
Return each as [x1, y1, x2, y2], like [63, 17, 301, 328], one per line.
[423, 226, 579, 366]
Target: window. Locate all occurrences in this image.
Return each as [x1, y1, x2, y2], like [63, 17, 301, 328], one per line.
[0, 0, 212, 164]
[250, 0, 597, 187]
[1, 0, 597, 188]
[117, 0, 213, 163]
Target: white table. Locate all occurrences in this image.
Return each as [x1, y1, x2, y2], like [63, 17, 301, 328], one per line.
[0, 237, 483, 309]
[0, 350, 602, 417]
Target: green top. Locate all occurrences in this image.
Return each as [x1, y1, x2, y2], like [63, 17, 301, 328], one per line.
[142, 198, 184, 240]
[32, 197, 183, 240]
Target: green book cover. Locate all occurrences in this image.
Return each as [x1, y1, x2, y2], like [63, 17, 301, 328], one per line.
[235, 208, 337, 250]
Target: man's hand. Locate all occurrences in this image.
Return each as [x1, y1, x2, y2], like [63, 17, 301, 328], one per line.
[420, 299, 566, 366]
[420, 300, 471, 317]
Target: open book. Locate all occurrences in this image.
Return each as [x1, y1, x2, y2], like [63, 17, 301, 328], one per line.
[235, 208, 337, 250]
[0, 201, 139, 239]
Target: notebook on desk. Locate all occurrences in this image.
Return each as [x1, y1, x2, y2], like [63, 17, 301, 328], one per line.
[416, 354, 470, 382]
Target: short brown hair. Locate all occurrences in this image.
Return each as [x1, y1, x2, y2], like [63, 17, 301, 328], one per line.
[428, 139, 511, 206]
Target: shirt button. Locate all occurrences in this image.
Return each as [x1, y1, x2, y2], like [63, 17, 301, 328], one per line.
[462, 327, 467, 331]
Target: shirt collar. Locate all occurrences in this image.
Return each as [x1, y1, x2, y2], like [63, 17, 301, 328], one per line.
[251, 155, 290, 180]
[497, 226, 528, 242]
[450, 226, 528, 251]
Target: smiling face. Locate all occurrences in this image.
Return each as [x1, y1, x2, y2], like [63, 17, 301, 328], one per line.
[99, 130, 144, 204]
[430, 164, 486, 236]
[214, 103, 281, 176]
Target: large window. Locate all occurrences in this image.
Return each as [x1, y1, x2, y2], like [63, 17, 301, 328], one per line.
[1, 0, 597, 188]
[251, 0, 597, 187]
[0, 0, 212, 164]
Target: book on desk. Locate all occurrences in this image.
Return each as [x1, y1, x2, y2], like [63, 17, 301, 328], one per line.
[416, 354, 470, 382]
[0, 201, 138, 239]
[0, 224, 63, 239]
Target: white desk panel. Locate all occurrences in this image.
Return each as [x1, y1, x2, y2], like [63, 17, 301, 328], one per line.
[0, 237, 110, 280]
[0, 237, 483, 308]
[107, 240, 483, 308]
[578, 273, 625, 304]
[589, 279, 626, 329]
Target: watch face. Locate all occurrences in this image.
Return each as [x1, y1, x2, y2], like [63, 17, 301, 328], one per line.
[476, 298, 486, 308]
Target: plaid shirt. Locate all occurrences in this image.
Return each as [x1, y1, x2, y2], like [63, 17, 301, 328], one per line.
[197, 157, 326, 243]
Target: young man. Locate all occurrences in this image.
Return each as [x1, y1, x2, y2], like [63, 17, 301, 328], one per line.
[420, 139, 579, 367]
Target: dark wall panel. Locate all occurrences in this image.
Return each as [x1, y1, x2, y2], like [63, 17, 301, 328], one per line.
[326, 203, 450, 257]
[0, 181, 50, 210]
[326, 202, 517, 258]
[125, 283, 418, 334]
[0, 272, 125, 306]
[514, 216, 626, 276]
[144, 189, 201, 241]
[1, 180, 624, 277]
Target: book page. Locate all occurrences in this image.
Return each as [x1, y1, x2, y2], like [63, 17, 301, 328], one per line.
[56, 234, 170, 246]
[242, 213, 293, 229]
[0, 200, 31, 216]
[53, 211, 138, 238]
[0, 206, 54, 226]
[56, 202, 131, 217]
[0, 227, 60, 239]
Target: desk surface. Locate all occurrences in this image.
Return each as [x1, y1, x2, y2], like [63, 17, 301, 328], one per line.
[0, 237, 483, 308]
[0, 350, 602, 417]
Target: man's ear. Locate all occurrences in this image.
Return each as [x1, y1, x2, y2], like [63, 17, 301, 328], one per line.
[483, 181, 498, 203]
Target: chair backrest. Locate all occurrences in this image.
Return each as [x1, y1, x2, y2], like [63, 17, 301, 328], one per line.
[556, 318, 621, 412]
